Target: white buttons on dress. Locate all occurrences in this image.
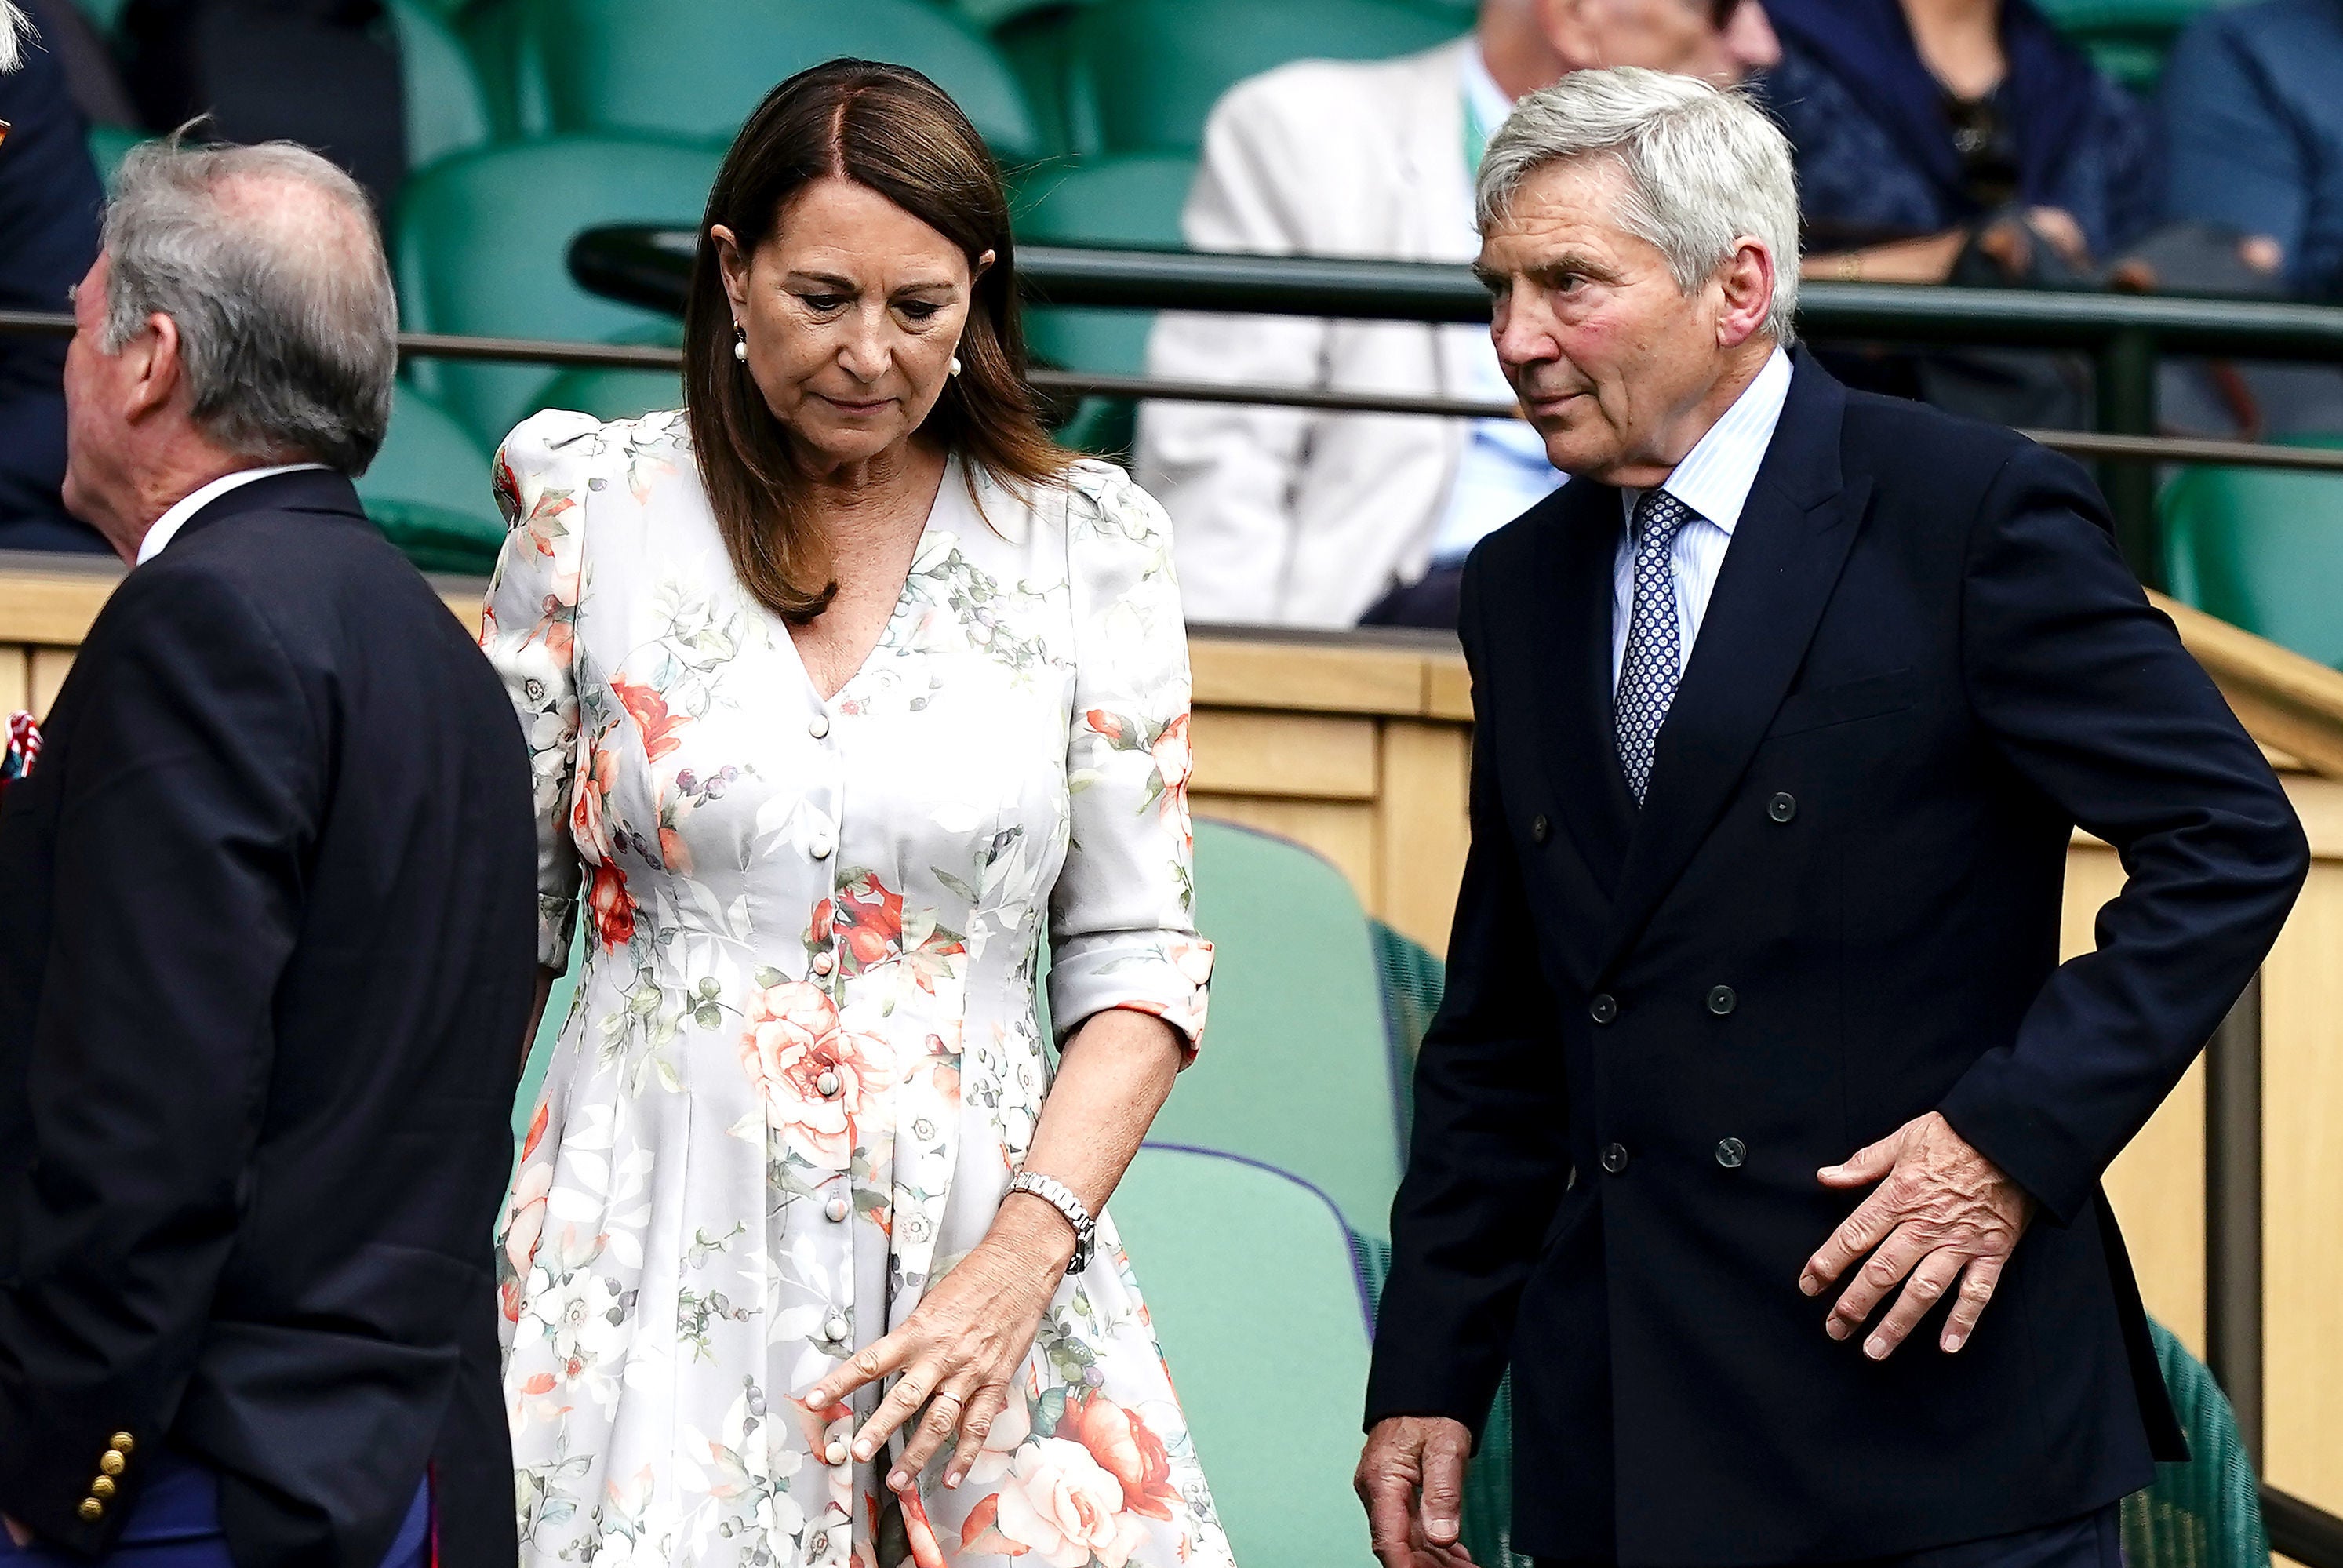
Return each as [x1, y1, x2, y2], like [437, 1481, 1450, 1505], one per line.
[817, 1071, 842, 1097]
[824, 1196, 850, 1223]
[824, 1314, 849, 1343]
[824, 1439, 849, 1466]
[810, 829, 835, 860]
[809, 713, 831, 740]
[812, 951, 835, 977]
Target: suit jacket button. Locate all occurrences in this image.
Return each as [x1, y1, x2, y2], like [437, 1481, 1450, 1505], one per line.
[1531, 813, 1550, 844]
[1589, 992, 1617, 1025]
[90, 1476, 116, 1500]
[1707, 984, 1737, 1016]
[78, 1498, 104, 1523]
[1601, 1142, 1630, 1175]
[1766, 791, 1797, 823]
[1716, 1137, 1747, 1169]
[98, 1451, 124, 1477]
[110, 1433, 134, 1455]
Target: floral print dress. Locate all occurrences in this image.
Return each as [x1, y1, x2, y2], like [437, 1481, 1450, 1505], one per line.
[482, 409, 1233, 1568]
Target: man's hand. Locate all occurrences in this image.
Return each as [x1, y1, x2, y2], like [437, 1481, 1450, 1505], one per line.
[1801, 1111, 2036, 1359]
[1355, 1416, 1477, 1568]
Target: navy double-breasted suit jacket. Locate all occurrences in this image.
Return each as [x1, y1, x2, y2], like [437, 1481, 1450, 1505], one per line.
[1363, 355, 2309, 1565]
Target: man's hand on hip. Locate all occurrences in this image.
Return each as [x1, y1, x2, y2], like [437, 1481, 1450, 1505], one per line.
[1801, 1111, 2036, 1359]
[1356, 1415, 1478, 1568]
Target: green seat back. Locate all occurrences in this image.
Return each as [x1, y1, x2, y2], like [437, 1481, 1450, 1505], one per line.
[515, 0, 1044, 163]
[515, 920, 587, 1139]
[1151, 820, 1404, 1243]
[2032, 0, 2222, 88]
[358, 382, 504, 575]
[2159, 438, 2343, 670]
[1011, 151, 1194, 453]
[2121, 1319, 2270, 1568]
[533, 365, 686, 426]
[1061, 0, 1463, 155]
[393, 134, 723, 447]
[85, 125, 146, 187]
[387, 0, 495, 174]
[1108, 1144, 1376, 1568]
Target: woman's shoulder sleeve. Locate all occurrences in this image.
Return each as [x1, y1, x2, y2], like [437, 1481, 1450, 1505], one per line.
[492, 409, 612, 526]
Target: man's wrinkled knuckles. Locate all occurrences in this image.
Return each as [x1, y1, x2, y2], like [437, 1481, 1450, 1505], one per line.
[851, 1348, 886, 1378]
[922, 1405, 959, 1439]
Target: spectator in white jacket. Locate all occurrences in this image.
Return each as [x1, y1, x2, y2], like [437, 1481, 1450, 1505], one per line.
[1137, 0, 1778, 628]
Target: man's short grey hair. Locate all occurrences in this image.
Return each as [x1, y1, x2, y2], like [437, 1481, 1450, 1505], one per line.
[100, 137, 397, 475]
[0, 2, 33, 74]
[1477, 66, 1802, 343]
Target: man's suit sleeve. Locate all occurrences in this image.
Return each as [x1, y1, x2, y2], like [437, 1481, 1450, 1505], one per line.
[0, 568, 320, 1548]
[1363, 562, 1574, 1439]
[1134, 76, 1335, 624]
[1935, 442, 2308, 1226]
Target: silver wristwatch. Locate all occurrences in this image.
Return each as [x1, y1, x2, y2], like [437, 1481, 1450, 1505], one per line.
[1008, 1170, 1096, 1275]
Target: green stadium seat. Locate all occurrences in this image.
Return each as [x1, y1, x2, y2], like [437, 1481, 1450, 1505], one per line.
[1012, 151, 1195, 453]
[85, 125, 145, 187]
[2159, 438, 2343, 669]
[1149, 819, 1404, 1244]
[387, 0, 495, 175]
[2121, 1319, 2270, 1568]
[1054, 0, 1465, 155]
[509, 0, 1045, 164]
[1107, 1144, 1378, 1568]
[392, 133, 722, 447]
[532, 364, 686, 425]
[66, 0, 126, 37]
[2032, 0, 2223, 89]
[514, 921, 585, 1139]
[358, 382, 506, 575]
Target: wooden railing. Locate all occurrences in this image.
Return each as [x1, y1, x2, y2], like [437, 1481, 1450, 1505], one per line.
[5, 553, 2342, 1539]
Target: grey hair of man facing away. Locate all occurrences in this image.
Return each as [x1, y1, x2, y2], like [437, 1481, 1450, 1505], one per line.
[0, 0, 28, 74]
[60, 136, 398, 562]
[1468, 66, 1800, 490]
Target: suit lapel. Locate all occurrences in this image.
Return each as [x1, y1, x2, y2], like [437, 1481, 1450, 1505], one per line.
[1534, 478, 1636, 904]
[1599, 358, 1871, 972]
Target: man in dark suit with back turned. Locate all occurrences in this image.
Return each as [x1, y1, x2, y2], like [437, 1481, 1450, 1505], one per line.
[1356, 67, 2310, 1568]
[0, 136, 533, 1566]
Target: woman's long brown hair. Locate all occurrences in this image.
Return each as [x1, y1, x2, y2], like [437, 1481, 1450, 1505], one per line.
[684, 59, 1072, 624]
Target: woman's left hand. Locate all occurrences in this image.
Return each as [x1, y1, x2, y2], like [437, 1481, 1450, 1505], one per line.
[807, 1195, 1074, 1492]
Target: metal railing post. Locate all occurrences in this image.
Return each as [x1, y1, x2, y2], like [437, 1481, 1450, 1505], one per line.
[2205, 970, 2264, 1466]
[2095, 327, 2162, 588]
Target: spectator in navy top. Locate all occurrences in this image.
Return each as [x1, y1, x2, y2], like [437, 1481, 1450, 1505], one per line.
[1761, 0, 2159, 286]
[2162, 0, 2343, 301]
[0, 3, 106, 552]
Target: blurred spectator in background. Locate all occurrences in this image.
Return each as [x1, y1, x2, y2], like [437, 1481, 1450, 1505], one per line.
[2161, 0, 2343, 303]
[1762, 0, 2159, 426]
[1768, 0, 2159, 285]
[1137, 0, 1779, 630]
[0, 0, 107, 552]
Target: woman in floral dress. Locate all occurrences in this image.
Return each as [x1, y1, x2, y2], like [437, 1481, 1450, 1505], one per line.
[482, 60, 1233, 1568]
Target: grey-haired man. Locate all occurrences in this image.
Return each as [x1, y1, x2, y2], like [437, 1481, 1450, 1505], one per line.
[0, 137, 533, 1566]
[1358, 67, 2304, 1568]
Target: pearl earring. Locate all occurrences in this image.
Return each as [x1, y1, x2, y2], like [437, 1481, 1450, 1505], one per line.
[948, 355, 962, 377]
[733, 324, 748, 362]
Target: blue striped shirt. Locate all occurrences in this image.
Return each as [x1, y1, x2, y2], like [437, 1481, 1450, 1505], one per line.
[1611, 345, 1794, 690]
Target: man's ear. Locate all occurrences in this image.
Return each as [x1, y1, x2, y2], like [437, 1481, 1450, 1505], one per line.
[121, 311, 182, 424]
[1714, 238, 1775, 349]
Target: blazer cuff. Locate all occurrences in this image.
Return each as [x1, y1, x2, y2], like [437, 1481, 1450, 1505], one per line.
[1937, 1063, 2097, 1227]
[1363, 1350, 1503, 1449]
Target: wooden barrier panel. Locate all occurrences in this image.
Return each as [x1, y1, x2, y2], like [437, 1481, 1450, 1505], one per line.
[4, 555, 2341, 1520]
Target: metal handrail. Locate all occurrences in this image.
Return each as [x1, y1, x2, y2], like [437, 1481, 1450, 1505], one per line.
[5, 309, 2341, 476]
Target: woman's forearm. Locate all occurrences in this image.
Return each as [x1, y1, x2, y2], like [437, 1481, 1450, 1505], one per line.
[998, 1007, 1184, 1253]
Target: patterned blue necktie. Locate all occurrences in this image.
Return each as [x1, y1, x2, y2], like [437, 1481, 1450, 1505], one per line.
[1615, 489, 1694, 806]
